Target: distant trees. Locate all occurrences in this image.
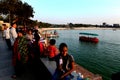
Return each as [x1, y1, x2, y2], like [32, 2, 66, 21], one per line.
[0, 0, 34, 25]
[67, 23, 96, 27]
[37, 22, 52, 28]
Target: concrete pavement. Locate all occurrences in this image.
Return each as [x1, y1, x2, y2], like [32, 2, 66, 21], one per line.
[0, 31, 13, 80]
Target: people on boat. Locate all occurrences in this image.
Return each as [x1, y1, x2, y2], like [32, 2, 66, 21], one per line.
[52, 43, 75, 80]
[54, 30, 58, 35]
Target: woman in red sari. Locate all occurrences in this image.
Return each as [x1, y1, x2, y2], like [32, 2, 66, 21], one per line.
[12, 30, 29, 78]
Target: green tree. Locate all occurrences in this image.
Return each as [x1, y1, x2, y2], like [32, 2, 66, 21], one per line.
[15, 2, 34, 26]
[0, 0, 34, 25]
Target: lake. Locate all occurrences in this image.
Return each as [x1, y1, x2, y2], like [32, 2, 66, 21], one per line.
[53, 29, 120, 80]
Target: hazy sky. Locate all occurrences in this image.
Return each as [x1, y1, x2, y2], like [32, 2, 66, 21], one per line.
[22, 0, 120, 25]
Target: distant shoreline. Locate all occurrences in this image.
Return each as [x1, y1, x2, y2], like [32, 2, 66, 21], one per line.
[41, 27, 120, 31]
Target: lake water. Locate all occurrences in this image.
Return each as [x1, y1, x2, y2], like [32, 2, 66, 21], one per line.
[53, 29, 120, 80]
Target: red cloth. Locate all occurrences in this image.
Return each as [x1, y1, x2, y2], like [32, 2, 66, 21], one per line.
[47, 45, 58, 58]
[12, 38, 18, 66]
[39, 42, 44, 55]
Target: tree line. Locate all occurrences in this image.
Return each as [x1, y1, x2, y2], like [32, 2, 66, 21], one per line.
[0, 0, 51, 28]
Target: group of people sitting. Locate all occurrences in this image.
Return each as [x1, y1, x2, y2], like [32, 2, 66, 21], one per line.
[2, 22, 75, 80]
[31, 30, 74, 80]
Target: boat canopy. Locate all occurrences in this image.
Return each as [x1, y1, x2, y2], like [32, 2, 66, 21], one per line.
[79, 32, 99, 36]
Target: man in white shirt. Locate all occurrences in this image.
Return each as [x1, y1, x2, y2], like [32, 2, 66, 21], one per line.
[3, 24, 12, 50]
[10, 22, 18, 46]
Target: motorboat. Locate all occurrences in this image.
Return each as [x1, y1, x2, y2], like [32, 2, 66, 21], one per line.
[79, 32, 99, 43]
[42, 30, 59, 38]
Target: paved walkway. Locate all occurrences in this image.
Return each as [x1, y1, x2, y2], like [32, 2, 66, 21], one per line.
[0, 31, 52, 80]
[0, 31, 14, 80]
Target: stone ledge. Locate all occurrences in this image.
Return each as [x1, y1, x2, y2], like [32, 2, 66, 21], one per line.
[40, 57, 102, 80]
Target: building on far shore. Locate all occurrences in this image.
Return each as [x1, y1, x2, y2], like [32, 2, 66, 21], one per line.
[113, 24, 119, 27]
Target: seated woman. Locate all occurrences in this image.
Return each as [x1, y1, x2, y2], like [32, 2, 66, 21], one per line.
[52, 43, 75, 80]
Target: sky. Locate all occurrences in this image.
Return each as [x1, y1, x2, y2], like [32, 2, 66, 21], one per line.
[22, 0, 120, 25]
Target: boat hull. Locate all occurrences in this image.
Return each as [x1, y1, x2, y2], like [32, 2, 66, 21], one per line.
[47, 34, 59, 38]
[79, 36, 99, 43]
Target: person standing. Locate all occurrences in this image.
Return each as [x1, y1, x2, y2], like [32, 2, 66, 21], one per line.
[12, 30, 29, 78]
[3, 24, 12, 50]
[53, 43, 75, 80]
[26, 29, 34, 42]
[10, 22, 18, 46]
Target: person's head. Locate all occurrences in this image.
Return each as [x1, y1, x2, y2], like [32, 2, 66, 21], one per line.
[17, 30, 24, 37]
[28, 29, 32, 34]
[11, 22, 17, 28]
[59, 43, 68, 56]
[34, 25, 39, 30]
[49, 39, 56, 45]
[2, 24, 8, 29]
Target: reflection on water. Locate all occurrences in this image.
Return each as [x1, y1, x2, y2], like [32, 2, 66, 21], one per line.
[54, 29, 120, 80]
